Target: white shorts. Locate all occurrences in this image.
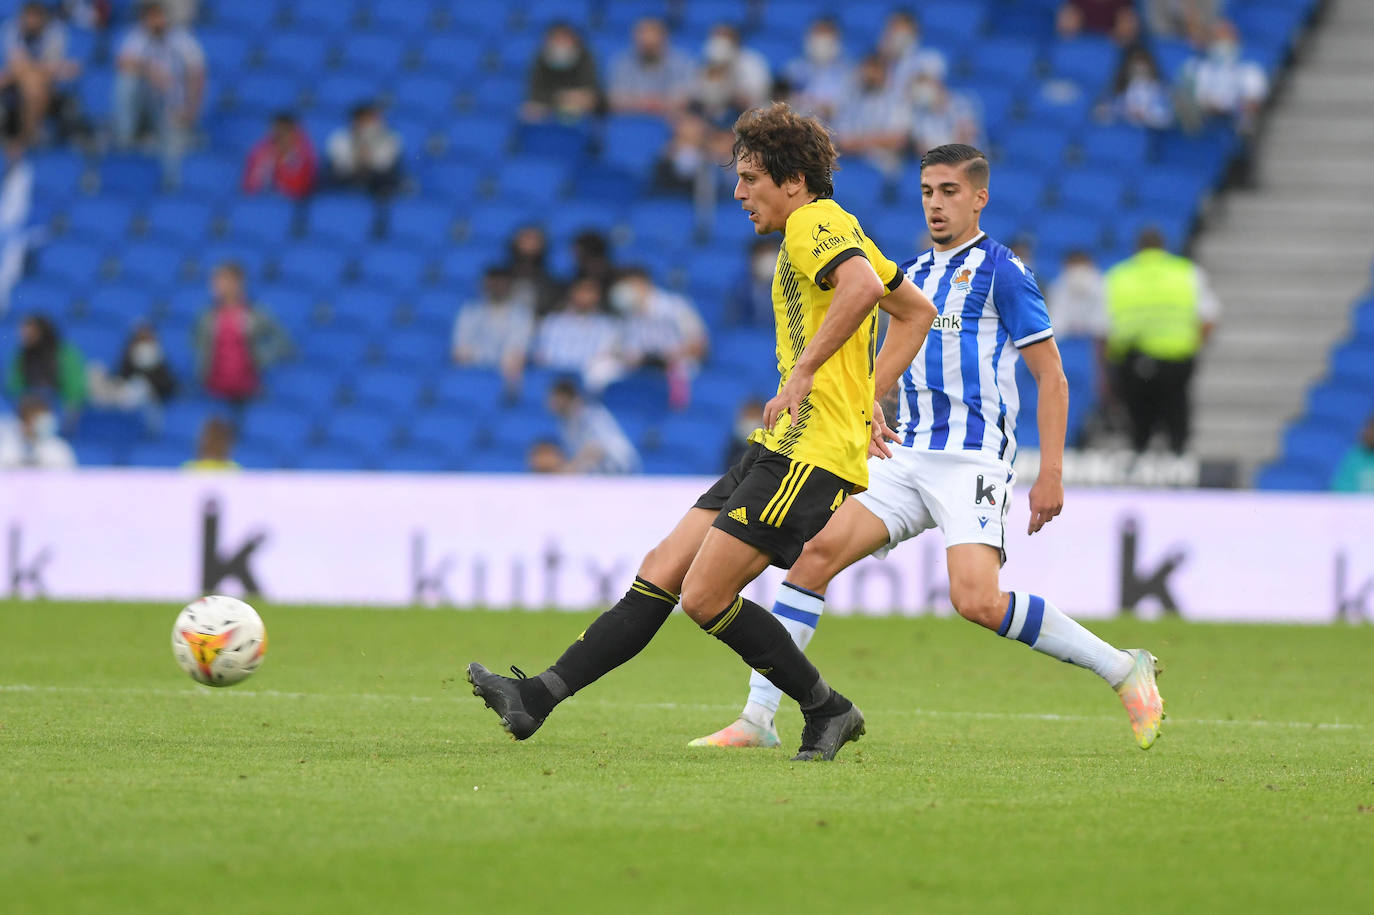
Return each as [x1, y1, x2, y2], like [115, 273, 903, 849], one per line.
[854, 448, 1015, 562]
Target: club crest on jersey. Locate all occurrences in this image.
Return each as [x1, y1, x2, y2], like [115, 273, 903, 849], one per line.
[951, 266, 974, 291]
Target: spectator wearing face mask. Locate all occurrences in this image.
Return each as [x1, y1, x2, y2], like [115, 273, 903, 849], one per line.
[6, 312, 84, 419]
[533, 276, 621, 392]
[0, 395, 75, 468]
[1103, 46, 1174, 129]
[607, 16, 694, 116]
[722, 396, 766, 471]
[523, 21, 601, 122]
[832, 54, 909, 177]
[452, 265, 535, 398]
[87, 322, 178, 432]
[325, 101, 402, 197]
[784, 18, 852, 121]
[1181, 19, 1268, 134]
[908, 72, 983, 155]
[875, 10, 946, 91]
[690, 23, 771, 127]
[607, 266, 708, 409]
[726, 237, 779, 327]
[652, 112, 715, 197]
[546, 377, 640, 475]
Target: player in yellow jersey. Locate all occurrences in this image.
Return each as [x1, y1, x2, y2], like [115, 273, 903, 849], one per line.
[468, 103, 937, 761]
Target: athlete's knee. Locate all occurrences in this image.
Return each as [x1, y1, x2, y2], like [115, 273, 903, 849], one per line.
[637, 544, 687, 595]
[678, 576, 729, 626]
[950, 581, 1005, 630]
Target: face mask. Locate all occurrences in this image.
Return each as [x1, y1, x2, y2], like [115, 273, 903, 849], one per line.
[704, 35, 735, 66]
[609, 281, 640, 314]
[881, 29, 915, 57]
[1210, 40, 1238, 63]
[1130, 63, 1153, 81]
[752, 254, 776, 282]
[911, 82, 939, 107]
[131, 341, 162, 370]
[544, 43, 579, 70]
[30, 411, 57, 440]
[806, 33, 840, 65]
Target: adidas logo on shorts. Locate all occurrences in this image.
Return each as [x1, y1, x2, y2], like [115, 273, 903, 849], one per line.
[728, 507, 748, 525]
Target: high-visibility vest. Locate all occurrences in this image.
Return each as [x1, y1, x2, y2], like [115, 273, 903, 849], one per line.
[1103, 249, 1202, 361]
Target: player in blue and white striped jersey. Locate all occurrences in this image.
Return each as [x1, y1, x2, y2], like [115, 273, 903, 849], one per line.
[693, 144, 1166, 752]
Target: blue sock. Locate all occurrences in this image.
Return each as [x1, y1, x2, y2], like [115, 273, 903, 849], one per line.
[999, 591, 1133, 686]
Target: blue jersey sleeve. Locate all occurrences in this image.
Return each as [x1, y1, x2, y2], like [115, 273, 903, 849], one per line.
[995, 251, 1053, 348]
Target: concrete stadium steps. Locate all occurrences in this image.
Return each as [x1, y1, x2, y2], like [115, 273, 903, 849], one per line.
[1191, 0, 1374, 473]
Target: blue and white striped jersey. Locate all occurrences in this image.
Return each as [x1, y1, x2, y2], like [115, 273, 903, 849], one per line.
[895, 233, 1052, 463]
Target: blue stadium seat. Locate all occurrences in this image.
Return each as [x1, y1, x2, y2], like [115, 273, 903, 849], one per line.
[491, 155, 569, 204]
[233, 70, 305, 116]
[1000, 125, 1073, 170]
[415, 33, 488, 78]
[1304, 382, 1374, 438]
[391, 73, 457, 119]
[195, 242, 270, 285]
[88, 283, 155, 324]
[445, 114, 511, 161]
[277, 242, 352, 289]
[253, 284, 317, 334]
[831, 159, 888, 211]
[388, 199, 456, 245]
[37, 238, 106, 286]
[335, 33, 409, 75]
[295, 445, 373, 471]
[1079, 125, 1151, 169]
[258, 30, 332, 76]
[1029, 209, 1104, 252]
[985, 163, 1046, 215]
[367, 1, 441, 37]
[207, 0, 278, 35]
[63, 196, 137, 244]
[125, 440, 191, 469]
[966, 37, 1040, 84]
[264, 364, 339, 409]
[287, 0, 363, 32]
[311, 73, 378, 114]
[1254, 461, 1330, 492]
[602, 115, 672, 176]
[459, 201, 541, 241]
[519, 0, 594, 31]
[422, 159, 485, 205]
[198, 28, 252, 73]
[1047, 36, 1118, 91]
[325, 406, 398, 451]
[308, 326, 374, 368]
[73, 439, 125, 467]
[385, 327, 449, 368]
[433, 368, 507, 411]
[97, 154, 161, 196]
[329, 285, 396, 334]
[354, 367, 428, 409]
[466, 74, 526, 114]
[143, 196, 218, 242]
[1055, 168, 1127, 211]
[1330, 341, 1374, 388]
[679, 0, 753, 32]
[625, 198, 696, 249]
[357, 245, 429, 292]
[224, 196, 298, 244]
[8, 277, 81, 316]
[514, 120, 593, 163]
[32, 150, 87, 204]
[458, 448, 525, 473]
[305, 196, 377, 245]
[239, 403, 318, 453]
[180, 154, 243, 203]
[1280, 422, 1349, 483]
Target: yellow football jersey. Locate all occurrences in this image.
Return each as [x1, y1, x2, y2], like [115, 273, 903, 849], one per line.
[750, 197, 901, 491]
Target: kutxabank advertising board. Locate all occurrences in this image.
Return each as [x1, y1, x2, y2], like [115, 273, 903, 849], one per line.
[3, 470, 1370, 623]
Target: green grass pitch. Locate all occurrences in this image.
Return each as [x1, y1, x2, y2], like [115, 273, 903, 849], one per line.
[2, 600, 1371, 914]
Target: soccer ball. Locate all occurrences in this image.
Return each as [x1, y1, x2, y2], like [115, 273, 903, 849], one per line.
[171, 595, 268, 687]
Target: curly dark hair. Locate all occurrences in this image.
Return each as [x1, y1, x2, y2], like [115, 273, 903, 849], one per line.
[731, 102, 837, 199]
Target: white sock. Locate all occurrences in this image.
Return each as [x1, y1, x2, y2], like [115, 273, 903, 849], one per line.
[999, 591, 1134, 687]
[741, 582, 825, 727]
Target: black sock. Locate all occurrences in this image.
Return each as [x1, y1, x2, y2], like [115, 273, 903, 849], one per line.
[519, 576, 679, 718]
[702, 596, 851, 716]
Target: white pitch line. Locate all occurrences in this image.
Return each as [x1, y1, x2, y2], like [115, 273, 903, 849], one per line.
[0, 683, 1362, 731]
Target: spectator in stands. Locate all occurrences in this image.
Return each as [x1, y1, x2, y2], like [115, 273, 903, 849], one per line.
[725, 237, 779, 327]
[113, 1, 205, 189]
[570, 229, 614, 290]
[452, 265, 535, 398]
[1048, 250, 1108, 342]
[608, 16, 694, 116]
[1057, 0, 1140, 46]
[784, 17, 852, 121]
[691, 23, 771, 127]
[908, 72, 983, 155]
[523, 21, 600, 122]
[527, 437, 567, 473]
[1145, 0, 1219, 45]
[533, 276, 619, 391]
[5, 313, 84, 420]
[506, 224, 560, 317]
[833, 54, 910, 177]
[325, 101, 402, 197]
[1332, 414, 1374, 493]
[877, 10, 946, 89]
[1103, 46, 1174, 129]
[194, 262, 291, 406]
[1103, 227, 1219, 454]
[184, 416, 239, 471]
[651, 112, 713, 197]
[547, 376, 640, 474]
[0, 394, 75, 468]
[608, 266, 708, 410]
[243, 111, 316, 200]
[86, 322, 177, 432]
[1181, 19, 1268, 135]
[0, 2, 80, 148]
[0, 140, 35, 316]
[722, 396, 765, 470]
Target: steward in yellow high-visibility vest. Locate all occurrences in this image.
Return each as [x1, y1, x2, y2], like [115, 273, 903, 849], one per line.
[1103, 227, 1219, 454]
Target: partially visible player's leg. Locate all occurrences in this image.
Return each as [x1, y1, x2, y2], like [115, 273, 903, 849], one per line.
[691, 498, 893, 747]
[945, 543, 1163, 749]
[467, 507, 714, 740]
[680, 527, 864, 761]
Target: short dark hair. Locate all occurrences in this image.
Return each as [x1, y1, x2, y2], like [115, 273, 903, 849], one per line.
[1136, 227, 1167, 251]
[920, 143, 990, 188]
[732, 102, 838, 199]
[550, 377, 581, 399]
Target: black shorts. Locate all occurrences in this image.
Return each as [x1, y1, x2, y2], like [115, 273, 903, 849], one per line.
[694, 442, 854, 569]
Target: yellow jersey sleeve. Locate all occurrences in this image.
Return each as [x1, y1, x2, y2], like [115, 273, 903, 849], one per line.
[784, 199, 902, 293]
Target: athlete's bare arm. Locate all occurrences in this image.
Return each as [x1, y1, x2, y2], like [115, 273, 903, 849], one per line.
[868, 277, 937, 456]
[1020, 338, 1067, 535]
